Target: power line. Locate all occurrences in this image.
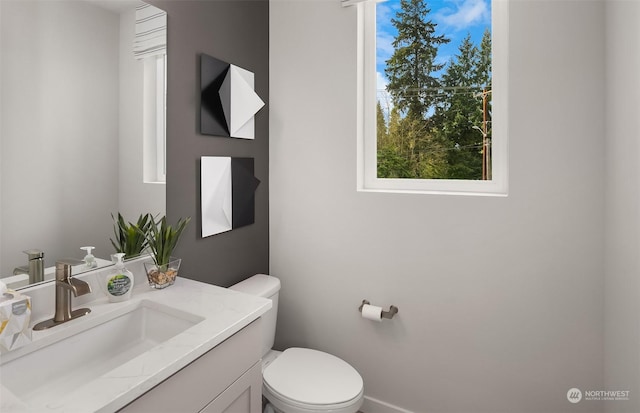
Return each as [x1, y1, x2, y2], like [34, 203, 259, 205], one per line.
[378, 85, 490, 92]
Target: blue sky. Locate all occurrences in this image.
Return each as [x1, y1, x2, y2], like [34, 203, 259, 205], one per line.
[377, 0, 491, 92]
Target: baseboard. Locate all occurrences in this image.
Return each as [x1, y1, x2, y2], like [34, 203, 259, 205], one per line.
[361, 396, 415, 413]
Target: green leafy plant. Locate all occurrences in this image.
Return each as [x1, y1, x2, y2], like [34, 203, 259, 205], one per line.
[110, 212, 153, 258]
[144, 215, 191, 270]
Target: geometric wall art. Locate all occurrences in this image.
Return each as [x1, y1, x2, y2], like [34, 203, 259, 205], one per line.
[200, 54, 265, 139]
[201, 156, 261, 237]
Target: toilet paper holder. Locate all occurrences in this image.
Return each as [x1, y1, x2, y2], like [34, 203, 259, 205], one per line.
[358, 300, 398, 319]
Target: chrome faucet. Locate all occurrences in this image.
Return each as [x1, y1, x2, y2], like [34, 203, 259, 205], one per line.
[33, 259, 91, 331]
[13, 249, 45, 284]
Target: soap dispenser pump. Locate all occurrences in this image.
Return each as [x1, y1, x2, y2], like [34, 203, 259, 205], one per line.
[81, 246, 97, 269]
[105, 253, 134, 303]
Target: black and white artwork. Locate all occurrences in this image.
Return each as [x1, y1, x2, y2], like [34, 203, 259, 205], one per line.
[201, 156, 260, 237]
[200, 54, 265, 139]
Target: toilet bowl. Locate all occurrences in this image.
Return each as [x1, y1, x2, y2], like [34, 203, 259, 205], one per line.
[230, 274, 364, 413]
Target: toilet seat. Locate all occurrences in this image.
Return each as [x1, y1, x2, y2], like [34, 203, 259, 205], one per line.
[263, 348, 364, 413]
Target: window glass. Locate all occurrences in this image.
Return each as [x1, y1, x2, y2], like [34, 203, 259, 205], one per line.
[359, 0, 508, 195]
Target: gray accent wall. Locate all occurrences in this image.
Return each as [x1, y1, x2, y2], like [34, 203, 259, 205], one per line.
[151, 0, 269, 287]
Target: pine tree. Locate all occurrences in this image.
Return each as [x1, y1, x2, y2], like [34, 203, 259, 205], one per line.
[442, 34, 478, 88]
[379, 106, 448, 178]
[376, 101, 388, 146]
[378, 106, 410, 178]
[385, 0, 449, 120]
[475, 28, 492, 88]
[436, 33, 485, 179]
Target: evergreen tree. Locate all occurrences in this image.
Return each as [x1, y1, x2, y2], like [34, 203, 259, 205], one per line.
[378, 145, 412, 178]
[387, 106, 403, 148]
[376, 101, 388, 146]
[379, 107, 448, 178]
[385, 0, 449, 120]
[378, 107, 410, 178]
[475, 28, 492, 88]
[435, 33, 485, 179]
[377, 1, 492, 180]
[442, 34, 478, 88]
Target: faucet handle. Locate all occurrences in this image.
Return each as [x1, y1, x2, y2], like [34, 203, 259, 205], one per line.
[55, 258, 84, 280]
[23, 249, 44, 260]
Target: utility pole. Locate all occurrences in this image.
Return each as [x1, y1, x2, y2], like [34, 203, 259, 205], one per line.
[481, 88, 492, 180]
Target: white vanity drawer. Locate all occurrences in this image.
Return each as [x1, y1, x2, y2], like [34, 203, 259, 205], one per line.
[200, 361, 262, 413]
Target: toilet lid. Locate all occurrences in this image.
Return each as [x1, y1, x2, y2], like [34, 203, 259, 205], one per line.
[263, 348, 363, 406]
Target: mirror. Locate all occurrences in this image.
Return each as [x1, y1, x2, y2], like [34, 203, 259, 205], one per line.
[0, 0, 166, 289]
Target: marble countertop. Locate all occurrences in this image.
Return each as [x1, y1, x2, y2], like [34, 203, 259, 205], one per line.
[0, 275, 271, 413]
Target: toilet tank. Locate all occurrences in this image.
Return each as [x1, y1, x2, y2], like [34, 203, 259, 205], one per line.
[229, 274, 280, 357]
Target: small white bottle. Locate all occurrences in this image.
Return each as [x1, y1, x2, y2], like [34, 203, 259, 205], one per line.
[105, 253, 134, 303]
[81, 246, 97, 268]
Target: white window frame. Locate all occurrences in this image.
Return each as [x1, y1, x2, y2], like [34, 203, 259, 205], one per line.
[143, 54, 167, 184]
[356, 0, 509, 196]
[155, 54, 167, 183]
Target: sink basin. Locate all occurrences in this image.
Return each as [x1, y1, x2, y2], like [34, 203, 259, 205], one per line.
[1, 299, 203, 405]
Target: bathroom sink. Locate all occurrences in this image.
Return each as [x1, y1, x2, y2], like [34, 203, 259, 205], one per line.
[0, 299, 203, 406]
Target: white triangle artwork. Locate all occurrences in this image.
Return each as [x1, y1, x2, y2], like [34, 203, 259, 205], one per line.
[201, 157, 233, 237]
[219, 64, 265, 139]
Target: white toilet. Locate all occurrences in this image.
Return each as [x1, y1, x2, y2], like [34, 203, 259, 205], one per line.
[230, 274, 364, 413]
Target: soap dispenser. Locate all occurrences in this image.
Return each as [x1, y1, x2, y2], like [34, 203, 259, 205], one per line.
[105, 253, 134, 303]
[81, 246, 97, 269]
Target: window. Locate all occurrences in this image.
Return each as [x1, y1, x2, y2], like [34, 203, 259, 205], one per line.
[143, 54, 167, 184]
[136, 3, 167, 184]
[357, 0, 508, 195]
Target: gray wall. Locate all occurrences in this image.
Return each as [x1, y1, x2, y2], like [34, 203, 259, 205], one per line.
[151, 0, 269, 287]
[270, 1, 605, 412]
[604, 2, 640, 413]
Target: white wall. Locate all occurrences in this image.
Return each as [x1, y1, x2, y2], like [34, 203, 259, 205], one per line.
[604, 2, 640, 413]
[270, 1, 605, 412]
[0, 0, 4, 275]
[0, 1, 119, 274]
[0, 2, 165, 277]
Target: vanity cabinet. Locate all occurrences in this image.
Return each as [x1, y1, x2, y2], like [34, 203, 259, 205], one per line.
[119, 319, 263, 413]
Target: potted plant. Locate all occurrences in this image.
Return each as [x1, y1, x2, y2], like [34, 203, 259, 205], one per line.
[110, 212, 153, 259]
[142, 215, 191, 289]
